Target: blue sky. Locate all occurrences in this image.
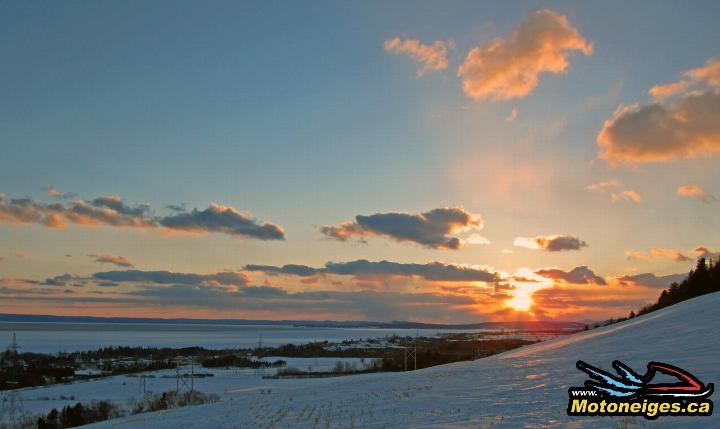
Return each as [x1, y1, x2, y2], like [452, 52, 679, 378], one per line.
[1, 1, 719, 321]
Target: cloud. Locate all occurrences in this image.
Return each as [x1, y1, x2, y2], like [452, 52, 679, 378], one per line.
[611, 190, 642, 203]
[626, 247, 692, 262]
[648, 81, 689, 99]
[158, 204, 284, 240]
[585, 180, 640, 203]
[384, 37, 453, 76]
[693, 247, 719, 260]
[245, 259, 498, 283]
[46, 186, 61, 197]
[677, 185, 715, 203]
[513, 235, 587, 252]
[0, 194, 155, 228]
[244, 264, 319, 277]
[0, 193, 284, 240]
[91, 195, 151, 218]
[44, 186, 75, 199]
[598, 58, 720, 164]
[648, 247, 692, 262]
[612, 272, 687, 289]
[89, 253, 134, 268]
[584, 180, 620, 192]
[1, 274, 484, 323]
[93, 269, 251, 287]
[45, 274, 86, 287]
[624, 250, 649, 260]
[530, 282, 656, 320]
[598, 92, 720, 163]
[0, 280, 79, 296]
[505, 107, 519, 122]
[457, 9, 592, 100]
[124, 285, 478, 322]
[320, 207, 484, 250]
[649, 58, 720, 99]
[535, 266, 606, 285]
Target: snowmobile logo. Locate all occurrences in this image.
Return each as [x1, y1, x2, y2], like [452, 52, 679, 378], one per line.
[577, 360, 714, 399]
[567, 360, 714, 419]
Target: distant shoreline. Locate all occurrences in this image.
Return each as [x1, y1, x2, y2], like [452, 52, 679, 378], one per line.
[0, 313, 586, 331]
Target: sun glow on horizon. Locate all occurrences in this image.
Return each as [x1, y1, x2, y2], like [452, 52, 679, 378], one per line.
[505, 269, 554, 312]
[506, 292, 534, 312]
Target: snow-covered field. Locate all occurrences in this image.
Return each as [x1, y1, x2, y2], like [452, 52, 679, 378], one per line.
[10, 293, 719, 428]
[14, 357, 369, 417]
[78, 292, 719, 428]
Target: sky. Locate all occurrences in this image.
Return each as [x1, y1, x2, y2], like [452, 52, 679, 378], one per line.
[1, 0, 719, 323]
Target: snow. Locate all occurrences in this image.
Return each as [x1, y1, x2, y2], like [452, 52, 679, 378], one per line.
[14, 357, 368, 417]
[32, 293, 720, 427]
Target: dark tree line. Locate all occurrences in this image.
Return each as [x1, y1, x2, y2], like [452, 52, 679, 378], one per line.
[634, 257, 720, 317]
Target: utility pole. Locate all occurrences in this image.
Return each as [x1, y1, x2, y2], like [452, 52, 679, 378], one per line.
[1, 333, 25, 426]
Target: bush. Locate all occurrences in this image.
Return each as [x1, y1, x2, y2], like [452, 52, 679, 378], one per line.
[131, 390, 219, 414]
[35, 400, 121, 429]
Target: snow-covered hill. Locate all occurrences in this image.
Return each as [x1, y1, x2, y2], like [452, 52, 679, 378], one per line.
[88, 292, 720, 428]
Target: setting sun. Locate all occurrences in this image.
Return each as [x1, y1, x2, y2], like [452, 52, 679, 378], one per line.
[506, 292, 534, 312]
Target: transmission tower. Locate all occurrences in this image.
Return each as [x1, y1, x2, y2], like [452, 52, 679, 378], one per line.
[404, 332, 417, 371]
[253, 334, 266, 376]
[175, 355, 193, 393]
[1, 333, 24, 425]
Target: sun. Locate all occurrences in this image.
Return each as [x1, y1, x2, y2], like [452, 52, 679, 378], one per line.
[506, 292, 533, 312]
[504, 269, 554, 312]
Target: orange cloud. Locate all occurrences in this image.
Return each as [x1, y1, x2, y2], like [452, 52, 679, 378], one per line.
[625, 250, 649, 261]
[648, 80, 689, 99]
[626, 247, 692, 263]
[530, 281, 657, 321]
[584, 180, 620, 192]
[457, 9, 592, 100]
[46, 186, 61, 197]
[650, 247, 692, 262]
[384, 37, 453, 76]
[89, 253, 134, 268]
[599, 58, 720, 164]
[611, 190, 642, 203]
[677, 185, 715, 203]
[649, 58, 720, 99]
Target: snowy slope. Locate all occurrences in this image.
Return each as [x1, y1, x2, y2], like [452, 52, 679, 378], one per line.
[88, 292, 720, 429]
